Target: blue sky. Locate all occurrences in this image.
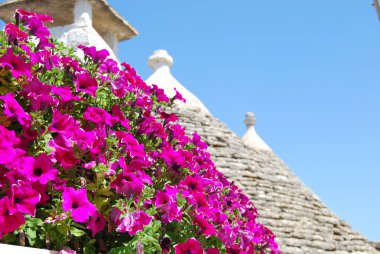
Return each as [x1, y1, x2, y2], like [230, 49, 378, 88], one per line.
[1, 0, 379, 241]
[110, 1, 380, 241]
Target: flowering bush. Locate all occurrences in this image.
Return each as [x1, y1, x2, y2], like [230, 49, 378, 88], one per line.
[0, 9, 280, 254]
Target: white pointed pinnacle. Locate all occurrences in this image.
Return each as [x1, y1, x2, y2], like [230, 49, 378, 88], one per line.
[145, 49, 209, 113]
[242, 112, 272, 152]
[148, 50, 173, 71]
[244, 112, 256, 128]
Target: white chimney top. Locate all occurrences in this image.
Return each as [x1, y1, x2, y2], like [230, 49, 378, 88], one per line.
[242, 112, 272, 151]
[145, 49, 209, 114]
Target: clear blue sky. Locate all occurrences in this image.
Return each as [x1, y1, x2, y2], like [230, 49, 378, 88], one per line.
[1, 0, 379, 241]
[111, 0, 380, 241]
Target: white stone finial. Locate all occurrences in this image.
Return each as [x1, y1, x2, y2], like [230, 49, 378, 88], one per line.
[145, 49, 209, 114]
[244, 112, 256, 128]
[242, 112, 272, 152]
[148, 50, 173, 71]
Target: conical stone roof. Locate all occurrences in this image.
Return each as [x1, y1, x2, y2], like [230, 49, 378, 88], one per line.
[146, 50, 379, 254]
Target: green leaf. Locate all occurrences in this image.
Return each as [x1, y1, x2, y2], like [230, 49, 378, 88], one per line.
[107, 246, 134, 254]
[70, 227, 85, 237]
[98, 188, 115, 197]
[25, 228, 36, 246]
[56, 222, 69, 235]
[25, 216, 44, 228]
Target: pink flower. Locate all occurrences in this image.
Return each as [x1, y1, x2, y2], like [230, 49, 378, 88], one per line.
[155, 189, 182, 224]
[174, 238, 204, 254]
[52, 86, 82, 104]
[4, 23, 28, 44]
[173, 88, 186, 103]
[9, 184, 41, 216]
[0, 93, 31, 127]
[193, 214, 216, 238]
[152, 85, 169, 103]
[0, 48, 31, 79]
[110, 76, 131, 98]
[49, 108, 79, 135]
[110, 172, 144, 198]
[78, 45, 109, 64]
[62, 187, 96, 223]
[27, 17, 49, 39]
[111, 105, 131, 130]
[16, 9, 53, 23]
[180, 175, 204, 195]
[207, 249, 220, 254]
[116, 211, 152, 235]
[32, 182, 50, 205]
[217, 224, 237, 248]
[138, 115, 167, 139]
[99, 58, 119, 74]
[87, 212, 106, 237]
[75, 71, 98, 97]
[25, 153, 58, 184]
[192, 192, 210, 213]
[0, 197, 25, 239]
[36, 49, 59, 70]
[160, 148, 191, 173]
[84, 106, 117, 126]
[49, 135, 77, 169]
[21, 77, 57, 111]
[0, 126, 24, 165]
[59, 249, 76, 254]
[160, 112, 178, 125]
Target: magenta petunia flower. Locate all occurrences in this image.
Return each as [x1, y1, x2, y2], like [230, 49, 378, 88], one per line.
[0, 93, 31, 127]
[49, 135, 78, 169]
[180, 175, 204, 196]
[155, 189, 182, 224]
[110, 172, 144, 198]
[59, 249, 76, 254]
[87, 212, 106, 237]
[16, 9, 53, 23]
[62, 187, 96, 223]
[173, 88, 186, 103]
[99, 58, 119, 74]
[193, 214, 216, 237]
[83, 106, 117, 126]
[8, 184, 41, 216]
[116, 211, 152, 235]
[51, 86, 82, 104]
[138, 115, 167, 139]
[27, 17, 49, 39]
[25, 153, 58, 184]
[0, 48, 31, 79]
[0, 197, 25, 239]
[36, 49, 59, 70]
[111, 105, 131, 130]
[49, 108, 79, 135]
[22, 77, 58, 111]
[206, 249, 220, 254]
[75, 71, 98, 97]
[217, 224, 237, 248]
[152, 85, 169, 103]
[32, 182, 50, 205]
[174, 238, 204, 254]
[0, 125, 24, 165]
[4, 23, 28, 44]
[78, 45, 109, 64]
[110, 76, 131, 98]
